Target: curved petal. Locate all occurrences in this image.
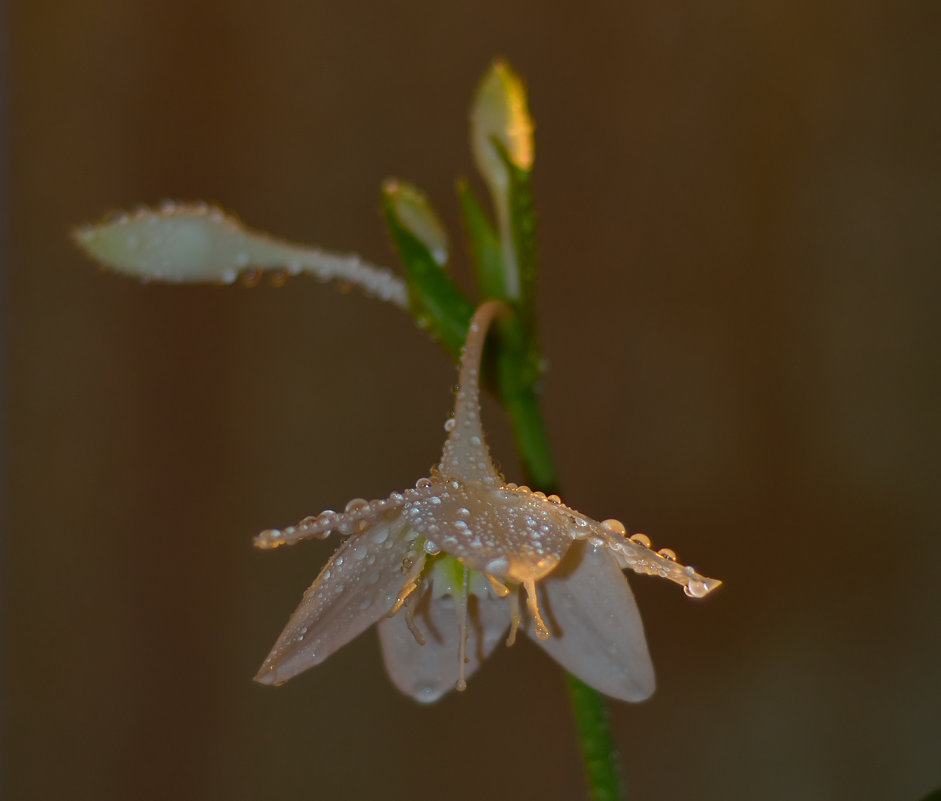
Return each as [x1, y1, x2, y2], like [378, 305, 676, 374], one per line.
[529, 541, 655, 703]
[254, 514, 414, 685]
[377, 590, 510, 703]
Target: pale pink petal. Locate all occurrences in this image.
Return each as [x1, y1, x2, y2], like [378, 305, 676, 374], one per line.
[254, 514, 415, 685]
[530, 541, 656, 702]
[377, 590, 510, 703]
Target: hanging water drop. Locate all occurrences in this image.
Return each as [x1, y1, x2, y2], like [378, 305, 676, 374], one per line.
[629, 532, 652, 548]
[345, 498, 369, 513]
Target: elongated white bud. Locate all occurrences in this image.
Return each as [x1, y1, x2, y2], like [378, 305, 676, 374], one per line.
[74, 203, 408, 307]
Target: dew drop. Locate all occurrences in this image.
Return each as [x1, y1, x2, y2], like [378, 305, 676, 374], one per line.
[372, 527, 389, 545]
[629, 532, 652, 548]
[602, 519, 627, 537]
[684, 580, 709, 598]
[416, 477, 432, 490]
[657, 547, 677, 561]
[444, 418, 457, 432]
[485, 557, 509, 574]
[345, 498, 369, 513]
[240, 268, 262, 287]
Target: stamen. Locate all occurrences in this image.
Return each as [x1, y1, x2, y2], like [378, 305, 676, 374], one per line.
[484, 573, 511, 598]
[403, 594, 426, 646]
[523, 578, 550, 640]
[386, 552, 427, 617]
[506, 589, 521, 646]
[455, 565, 470, 691]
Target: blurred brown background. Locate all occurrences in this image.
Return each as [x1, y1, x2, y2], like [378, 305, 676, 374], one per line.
[4, 1, 940, 800]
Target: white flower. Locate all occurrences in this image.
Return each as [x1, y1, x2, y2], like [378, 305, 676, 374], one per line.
[254, 300, 721, 703]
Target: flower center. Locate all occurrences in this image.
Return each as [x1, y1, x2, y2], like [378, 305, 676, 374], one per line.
[387, 546, 552, 693]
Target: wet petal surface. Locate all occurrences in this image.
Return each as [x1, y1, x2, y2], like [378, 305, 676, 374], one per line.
[530, 541, 656, 702]
[378, 589, 509, 704]
[403, 482, 574, 582]
[255, 514, 415, 685]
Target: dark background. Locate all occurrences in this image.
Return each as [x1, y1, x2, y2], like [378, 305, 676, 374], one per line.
[4, 2, 940, 800]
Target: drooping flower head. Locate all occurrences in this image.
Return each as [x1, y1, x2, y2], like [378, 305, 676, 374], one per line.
[254, 300, 721, 703]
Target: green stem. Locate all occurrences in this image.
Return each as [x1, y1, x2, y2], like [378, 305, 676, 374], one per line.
[497, 330, 625, 801]
[565, 674, 627, 801]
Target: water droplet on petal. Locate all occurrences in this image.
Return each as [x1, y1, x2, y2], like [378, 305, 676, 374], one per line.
[416, 477, 432, 490]
[629, 532, 652, 548]
[602, 519, 627, 537]
[345, 498, 369, 513]
[657, 547, 677, 561]
[444, 418, 457, 432]
[485, 557, 509, 574]
[372, 527, 389, 545]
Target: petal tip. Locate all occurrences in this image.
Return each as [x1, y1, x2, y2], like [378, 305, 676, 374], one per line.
[253, 664, 280, 686]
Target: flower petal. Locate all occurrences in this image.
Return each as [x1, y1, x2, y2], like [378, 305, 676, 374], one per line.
[377, 589, 509, 703]
[529, 540, 656, 702]
[254, 514, 415, 685]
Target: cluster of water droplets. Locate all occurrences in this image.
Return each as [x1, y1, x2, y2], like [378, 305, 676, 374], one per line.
[581, 518, 721, 598]
[254, 487, 431, 550]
